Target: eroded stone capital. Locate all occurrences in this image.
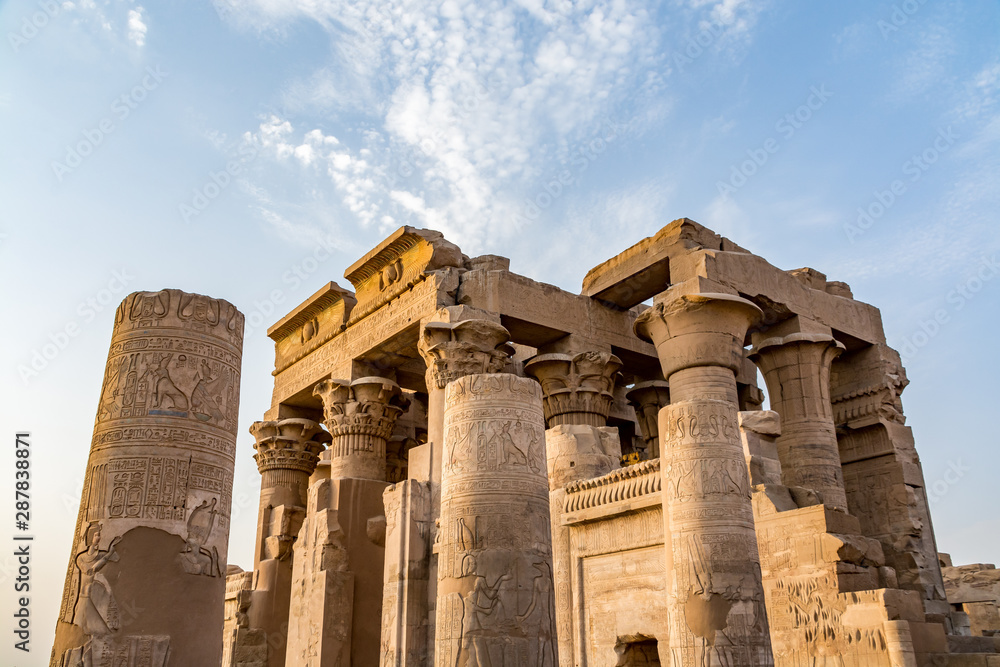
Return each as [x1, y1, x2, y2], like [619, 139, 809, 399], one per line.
[418, 318, 513, 389]
[313, 376, 411, 480]
[625, 380, 670, 458]
[313, 376, 411, 440]
[634, 292, 762, 379]
[250, 418, 331, 475]
[524, 351, 622, 428]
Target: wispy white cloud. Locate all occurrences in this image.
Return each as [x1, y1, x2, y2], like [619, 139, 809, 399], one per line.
[127, 7, 147, 47]
[211, 0, 768, 253]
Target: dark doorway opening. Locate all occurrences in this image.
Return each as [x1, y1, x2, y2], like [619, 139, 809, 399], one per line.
[615, 637, 661, 666]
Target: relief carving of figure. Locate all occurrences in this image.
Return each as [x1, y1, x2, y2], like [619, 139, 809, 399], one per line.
[495, 421, 526, 467]
[458, 555, 512, 667]
[148, 354, 188, 411]
[515, 561, 555, 667]
[190, 359, 227, 424]
[70, 523, 121, 636]
[179, 498, 221, 576]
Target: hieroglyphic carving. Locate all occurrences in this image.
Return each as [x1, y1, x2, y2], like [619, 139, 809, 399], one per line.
[626, 381, 670, 458]
[660, 400, 772, 667]
[53, 289, 243, 667]
[436, 374, 556, 667]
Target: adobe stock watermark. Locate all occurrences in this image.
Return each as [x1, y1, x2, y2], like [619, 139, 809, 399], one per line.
[179, 135, 261, 223]
[51, 66, 168, 183]
[716, 85, 833, 199]
[17, 269, 135, 385]
[513, 118, 628, 228]
[878, 0, 929, 40]
[8, 0, 60, 53]
[242, 234, 341, 340]
[844, 126, 958, 243]
[898, 253, 999, 363]
[925, 459, 970, 504]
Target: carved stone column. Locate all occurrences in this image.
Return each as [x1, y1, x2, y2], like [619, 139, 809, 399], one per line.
[749, 333, 848, 511]
[52, 289, 243, 667]
[232, 419, 329, 667]
[435, 374, 556, 667]
[524, 351, 622, 428]
[635, 292, 773, 666]
[524, 349, 620, 666]
[626, 380, 671, 459]
[313, 376, 411, 481]
[419, 313, 513, 467]
[404, 310, 511, 665]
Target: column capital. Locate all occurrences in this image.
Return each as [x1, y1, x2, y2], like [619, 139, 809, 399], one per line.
[418, 318, 513, 389]
[634, 292, 762, 378]
[250, 418, 331, 476]
[750, 332, 845, 365]
[313, 376, 411, 440]
[524, 351, 621, 428]
[312, 376, 411, 480]
[625, 380, 670, 458]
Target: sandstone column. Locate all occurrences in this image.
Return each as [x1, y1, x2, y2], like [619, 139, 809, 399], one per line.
[635, 292, 773, 666]
[235, 418, 330, 667]
[626, 380, 671, 459]
[749, 333, 848, 511]
[53, 289, 244, 667]
[290, 375, 409, 666]
[435, 374, 556, 667]
[525, 350, 621, 667]
[381, 309, 511, 666]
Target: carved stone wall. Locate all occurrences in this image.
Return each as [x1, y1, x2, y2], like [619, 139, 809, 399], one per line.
[52, 289, 243, 667]
[435, 374, 557, 667]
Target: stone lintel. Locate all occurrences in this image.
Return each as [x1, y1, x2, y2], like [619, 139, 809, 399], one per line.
[344, 226, 465, 324]
[457, 265, 658, 372]
[582, 217, 744, 309]
[268, 281, 358, 375]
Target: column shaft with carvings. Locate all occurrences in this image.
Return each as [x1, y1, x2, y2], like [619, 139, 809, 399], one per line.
[635, 292, 773, 666]
[53, 289, 244, 667]
[750, 333, 848, 510]
[525, 350, 621, 667]
[233, 418, 329, 667]
[435, 374, 556, 667]
[380, 310, 512, 667]
[298, 376, 409, 666]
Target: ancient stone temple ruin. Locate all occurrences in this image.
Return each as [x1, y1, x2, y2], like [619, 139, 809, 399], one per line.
[54, 220, 1000, 665]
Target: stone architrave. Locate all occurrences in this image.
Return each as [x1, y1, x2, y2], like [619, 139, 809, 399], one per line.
[435, 374, 556, 667]
[52, 289, 244, 667]
[750, 333, 848, 511]
[313, 376, 411, 481]
[626, 381, 671, 459]
[524, 351, 622, 428]
[635, 292, 773, 666]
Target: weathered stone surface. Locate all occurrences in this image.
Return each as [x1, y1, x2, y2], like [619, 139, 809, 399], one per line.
[53, 289, 243, 667]
[436, 374, 556, 667]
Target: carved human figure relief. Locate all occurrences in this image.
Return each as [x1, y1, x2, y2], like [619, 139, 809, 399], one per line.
[180, 498, 221, 576]
[70, 523, 121, 636]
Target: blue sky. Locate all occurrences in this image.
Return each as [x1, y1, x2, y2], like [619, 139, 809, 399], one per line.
[1, 0, 999, 662]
